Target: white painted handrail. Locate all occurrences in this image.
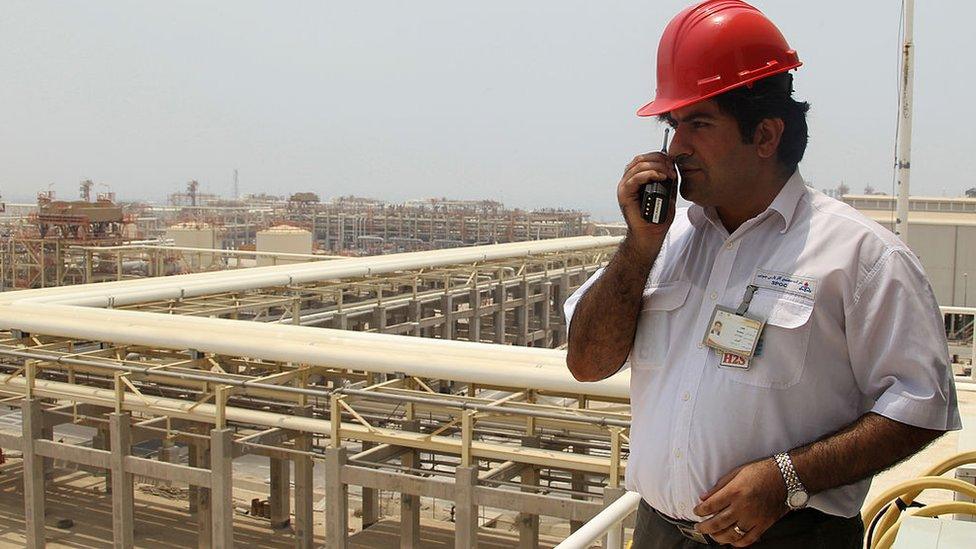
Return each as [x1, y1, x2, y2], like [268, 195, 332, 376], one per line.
[555, 491, 641, 549]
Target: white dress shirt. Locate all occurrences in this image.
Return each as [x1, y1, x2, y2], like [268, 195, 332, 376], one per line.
[564, 170, 961, 521]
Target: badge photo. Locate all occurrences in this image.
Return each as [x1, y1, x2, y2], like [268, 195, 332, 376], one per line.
[702, 305, 764, 358]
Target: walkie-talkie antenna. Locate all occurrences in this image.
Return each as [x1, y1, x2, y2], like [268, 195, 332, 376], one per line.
[640, 128, 675, 224]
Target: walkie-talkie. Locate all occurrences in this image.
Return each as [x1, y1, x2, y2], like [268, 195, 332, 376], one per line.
[640, 129, 674, 224]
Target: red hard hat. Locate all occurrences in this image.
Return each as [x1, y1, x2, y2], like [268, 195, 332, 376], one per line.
[637, 0, 801, 117]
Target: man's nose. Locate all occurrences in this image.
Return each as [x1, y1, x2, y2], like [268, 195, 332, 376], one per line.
[667, 126, 692, 158]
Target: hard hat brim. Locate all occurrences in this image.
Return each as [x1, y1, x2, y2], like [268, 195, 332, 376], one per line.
[635, 62, 802, 117]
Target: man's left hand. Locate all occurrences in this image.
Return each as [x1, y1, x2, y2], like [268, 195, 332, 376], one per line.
[693, 458, 788, 547]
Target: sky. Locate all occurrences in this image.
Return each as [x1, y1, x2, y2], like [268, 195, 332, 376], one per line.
[1, 1, 974, 222]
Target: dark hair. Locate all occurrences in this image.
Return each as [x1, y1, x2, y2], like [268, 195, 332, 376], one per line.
[661, 73, 811, 172]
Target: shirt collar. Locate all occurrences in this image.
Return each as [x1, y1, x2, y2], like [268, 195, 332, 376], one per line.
[767, 169, 807, 234]
[687, 169, 807, 235]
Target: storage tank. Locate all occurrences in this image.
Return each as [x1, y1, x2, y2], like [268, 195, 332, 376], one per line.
[256, 225, 313, 266]
[165, 222, 220, 269]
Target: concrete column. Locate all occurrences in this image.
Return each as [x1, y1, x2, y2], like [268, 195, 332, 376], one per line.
[493, 285, 506, 344]
[570, 445, 587, 533]
[454, 466, 479, 549]
[372, 306, 388, 333]
[92, 427, 112, 491]
[157, 439, 179, 487]
[269, 456, 290, 530]
[40, 425, 54, 479]
[409, 299, 423, 337]
[22, 399, 46, 549]
[540, 281, 553, 348]
[293, 406, 315, 549]
[210, 428, 234, 548]
[440, 293, 454, 340]
[188, 446, 199, 512]
[516, 279, 530, 346]
[334, 312, 348, 330]
[399, 419, 421, 548]
[468, 287, 481, 343]
[420, 303, 432, 338]
[555, 272, 572, 346]
[324, 446, 348, 549]
[359, 442, 380, 529]
[191, 443, 212, 548]
[602, 486, 627, 549]
[518, 436, 541, 549]
[110, 413, 135, 548]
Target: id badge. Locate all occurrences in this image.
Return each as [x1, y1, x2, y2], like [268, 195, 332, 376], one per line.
[702, 305, 764, 360]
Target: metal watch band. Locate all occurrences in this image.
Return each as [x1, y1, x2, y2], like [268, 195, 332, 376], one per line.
[773, 452, 807, 495]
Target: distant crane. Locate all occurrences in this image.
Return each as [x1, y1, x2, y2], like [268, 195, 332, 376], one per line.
[80, 179, 94, 202]
[187, 180, 199, 207]
[233, 169, 239, 200]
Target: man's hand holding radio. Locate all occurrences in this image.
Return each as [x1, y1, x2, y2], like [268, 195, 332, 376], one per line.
[617, 151, 677, 254]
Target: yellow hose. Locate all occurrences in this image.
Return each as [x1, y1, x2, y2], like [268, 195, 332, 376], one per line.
[869, 451, 976, 545]
[862, 476, 976, 549]
[874, 501, 976, 549]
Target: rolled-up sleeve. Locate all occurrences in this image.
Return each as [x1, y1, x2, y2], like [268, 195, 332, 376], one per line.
[846, 248, 961, 431]
[563, 267, 605, 339]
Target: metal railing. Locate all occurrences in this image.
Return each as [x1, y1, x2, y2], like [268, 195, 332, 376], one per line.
[555, 491, 641, 549]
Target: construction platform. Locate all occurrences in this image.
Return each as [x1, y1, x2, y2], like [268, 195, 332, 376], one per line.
[0, 237, 630, 548]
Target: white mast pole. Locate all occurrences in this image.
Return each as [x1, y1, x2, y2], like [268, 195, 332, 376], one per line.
[895, 0, 915, 243]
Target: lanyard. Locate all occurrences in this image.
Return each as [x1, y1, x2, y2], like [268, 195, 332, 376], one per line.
[735, 285, 759, 316]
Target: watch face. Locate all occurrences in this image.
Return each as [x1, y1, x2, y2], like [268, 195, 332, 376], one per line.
[788, 490, 809, 508]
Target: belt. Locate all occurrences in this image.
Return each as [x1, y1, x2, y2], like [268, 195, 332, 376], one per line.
[644, 500, 836, 546]
[650, 505, 718, 545]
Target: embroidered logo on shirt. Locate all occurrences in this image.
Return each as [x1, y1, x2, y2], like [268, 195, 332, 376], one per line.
[753, 269, 818, 300]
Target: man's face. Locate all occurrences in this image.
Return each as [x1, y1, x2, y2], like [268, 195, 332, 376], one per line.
[664, 100, 759, 207]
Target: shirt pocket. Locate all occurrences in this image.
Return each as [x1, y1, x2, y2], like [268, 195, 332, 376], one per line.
[631, 280, 692, 369]
[722, 290, 815, 389]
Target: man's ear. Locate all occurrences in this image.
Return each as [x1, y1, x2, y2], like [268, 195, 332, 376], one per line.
[754, 118, 785, 160]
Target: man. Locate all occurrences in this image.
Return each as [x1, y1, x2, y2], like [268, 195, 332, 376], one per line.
[564, 1, 961, 547]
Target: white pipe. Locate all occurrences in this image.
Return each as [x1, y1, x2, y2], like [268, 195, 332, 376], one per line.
[894, 0, 914, 243]
[0, 303, 631, 399]
[2, 236, 621, 307]
[940, 306, 976, 315]
[75, 243, 346, 261]
[1, 375, 332, 434]
[0, 237, 627, 398]
[555, 491, 641, 549]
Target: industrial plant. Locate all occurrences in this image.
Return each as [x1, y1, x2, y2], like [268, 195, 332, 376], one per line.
[2, 1, 975, 546]
[0, 179, 973, 548]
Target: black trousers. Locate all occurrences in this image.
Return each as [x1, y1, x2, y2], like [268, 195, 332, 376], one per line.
[632, 500, 864, 549]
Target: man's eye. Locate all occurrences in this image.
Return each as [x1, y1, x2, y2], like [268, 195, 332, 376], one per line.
[692, 121, 709, 129]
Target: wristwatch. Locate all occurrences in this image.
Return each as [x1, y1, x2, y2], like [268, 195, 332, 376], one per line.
[773, 452, 809, 510]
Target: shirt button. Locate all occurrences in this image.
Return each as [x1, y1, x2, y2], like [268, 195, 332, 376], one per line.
[675, 449, 682, 459]
[726, 241, 734, 250]
[682, 392, 690, 401]
[710, 291, 718, 300]
[697, 342, 704, 349]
